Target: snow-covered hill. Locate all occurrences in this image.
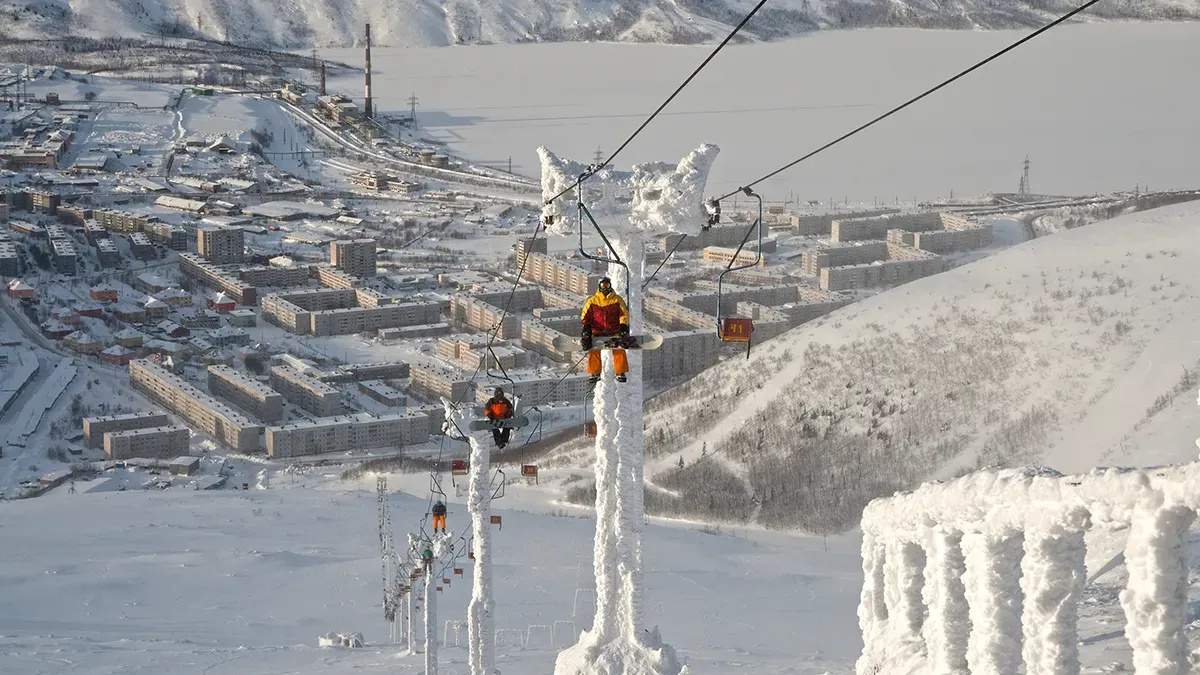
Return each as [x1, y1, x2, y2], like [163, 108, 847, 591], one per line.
[550, 200, 1200, 534]
[2, 0, 1200, 47]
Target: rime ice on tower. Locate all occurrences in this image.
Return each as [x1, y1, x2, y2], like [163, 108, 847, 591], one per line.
[539, 144, 718, 675]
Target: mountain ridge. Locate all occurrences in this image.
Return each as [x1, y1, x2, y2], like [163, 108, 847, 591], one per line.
[2, 0, 1199, 48]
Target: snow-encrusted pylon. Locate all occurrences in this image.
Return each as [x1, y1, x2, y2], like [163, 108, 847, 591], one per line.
[540, 144, 718, 675]
[443, 398, 497, 675]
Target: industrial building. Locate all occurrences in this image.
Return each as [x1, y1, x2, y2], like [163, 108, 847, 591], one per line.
[197, 225, 244, 264]
[103, 425, 191, 460]
[207, 365, 284, 422]
[83, 411, 171, 449]
[269, 365, 343, 416]
[265, 410, 429, 458]
[330, 239, 377, 278]
[129, 359, 263, 451]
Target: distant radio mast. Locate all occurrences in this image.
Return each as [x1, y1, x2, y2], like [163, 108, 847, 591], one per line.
[1018, 155, 1031, 195]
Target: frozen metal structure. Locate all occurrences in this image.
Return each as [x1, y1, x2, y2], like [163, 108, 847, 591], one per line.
[539, 144, 719, 675]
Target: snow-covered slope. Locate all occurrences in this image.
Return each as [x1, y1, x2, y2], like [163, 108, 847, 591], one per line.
[0, 476, 864, 675]
[554, 200, 1200, 534]
[3, 0, 1200, 47]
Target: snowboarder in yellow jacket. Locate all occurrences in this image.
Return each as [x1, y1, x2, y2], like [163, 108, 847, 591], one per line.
[580, 277, 629, 384]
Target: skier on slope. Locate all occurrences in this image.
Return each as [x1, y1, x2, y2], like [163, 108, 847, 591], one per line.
[580, 276, 630, 385]
[431, 499, 447, 533]
[484, 386, 515, 450]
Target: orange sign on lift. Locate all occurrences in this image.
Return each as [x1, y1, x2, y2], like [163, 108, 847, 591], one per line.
[490, 515, 502, 528]
[443, 577, 451, 584]
[436, 586, 443, 592]
[584, 421, 597, 437]
[451, 459, 468, 476]
[521, 464, 538, 478]
[453, 568, 464, 576]
[720, 317, 753, 343]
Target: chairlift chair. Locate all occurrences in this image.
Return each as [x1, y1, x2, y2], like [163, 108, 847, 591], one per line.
[451, 459, 468, 476]
[713, 187, 764, 359]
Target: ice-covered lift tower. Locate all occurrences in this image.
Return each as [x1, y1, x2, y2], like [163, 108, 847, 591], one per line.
[539, 144, 718, 675]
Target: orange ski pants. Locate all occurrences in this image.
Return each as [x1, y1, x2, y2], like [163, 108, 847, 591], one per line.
[433, 514, 446, 531]
[587, 349, 628, 376]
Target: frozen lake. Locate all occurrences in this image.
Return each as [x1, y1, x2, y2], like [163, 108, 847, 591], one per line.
[320, 22, 1200, 203]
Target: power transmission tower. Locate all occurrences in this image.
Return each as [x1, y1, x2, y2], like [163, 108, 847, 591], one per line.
[408, 93, 419, 124]
[593, 147, 604, 165]
[1018, 155, 1031, 195]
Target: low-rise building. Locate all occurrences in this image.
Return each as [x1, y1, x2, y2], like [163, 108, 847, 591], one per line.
[357, 379, 406, 407]
[50, 238, 77, 275]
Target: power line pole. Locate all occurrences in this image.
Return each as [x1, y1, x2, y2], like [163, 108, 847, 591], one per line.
[408, 93, 419, 124]
[593, 147, 604, 165]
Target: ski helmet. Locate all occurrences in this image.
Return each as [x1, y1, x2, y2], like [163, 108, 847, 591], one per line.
[493, 387, 504, 398]
[598, 277, 612, 294]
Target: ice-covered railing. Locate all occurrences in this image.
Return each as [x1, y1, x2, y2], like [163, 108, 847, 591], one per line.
[856, 463, 1200, 675]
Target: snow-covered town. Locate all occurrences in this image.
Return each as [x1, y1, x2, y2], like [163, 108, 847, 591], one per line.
[2, 10, 1200, 675]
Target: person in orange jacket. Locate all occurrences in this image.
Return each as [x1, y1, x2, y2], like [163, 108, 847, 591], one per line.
[581, 277, 629, 385]
[484, 387, 514, 449]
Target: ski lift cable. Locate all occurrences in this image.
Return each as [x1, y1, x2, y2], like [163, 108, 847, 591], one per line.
[712, 0, 1105, 202]
[641, 231, 691, 291]
[545, 0, 772, 206]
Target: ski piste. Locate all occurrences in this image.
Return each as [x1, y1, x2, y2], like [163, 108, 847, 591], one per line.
[552, 334, 664, 353]
[466, 416, 530, 431]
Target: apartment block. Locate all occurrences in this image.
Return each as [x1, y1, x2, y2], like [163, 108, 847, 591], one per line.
[410, 363, 474, 401]
[790, 208, 899, 236]
[50, 237, 77, 275]
[520, 318, 576, 362]
[780, 288, 854, 326]
[238, 264, 311, 288]
[884, 213, 991, 253]
[801, 242, 889, 276]
[83, 411, 171, 448]
[207, 364, 284, 422]
[358, 380, 406, 407]
[644, 330, 720, 381]
[261, 287, 443, 336]
[474, 370, 593, 404]
[197, 225, 244, 264]
[179, 253, 257, 305]
[0, 241, 17, 277]
[103, 425, 190, 460]
[316, 361, 411, 384]
[645, 296, 714, 331]
[94, 208, 155, 233]
[269, 365, 343, 416]
[145, 221, 188, 250]
[448, 295, 519, 338]
[95, 239, 120, 268]
[128, 359, 262, 451]
[702, 245, 766, 268]
[265, 410, 430, 458]
[518, 251, 602, 296]
[128, 232, 155, 261]
[734, 301, 792, 342]
[661, 222, 764, 252]
[819, 244, 945, 291]
[314, 265, 361, 289]
[330, 239, 377, 278]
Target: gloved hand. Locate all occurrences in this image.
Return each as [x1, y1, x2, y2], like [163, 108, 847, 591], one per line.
[618, 323, 629, 337]
[581, 335, 593, 351]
